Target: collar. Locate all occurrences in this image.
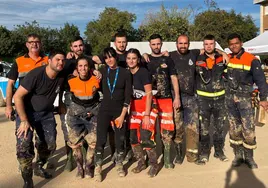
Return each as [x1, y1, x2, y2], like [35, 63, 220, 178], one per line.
[230, 48, 245, 59]
[24, 53, 45, 58]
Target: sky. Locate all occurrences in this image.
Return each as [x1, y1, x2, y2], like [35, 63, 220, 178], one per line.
[0, 0, 261, 34]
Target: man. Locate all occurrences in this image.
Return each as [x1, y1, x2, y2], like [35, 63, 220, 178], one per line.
[195, 35, 228, 164]
[93, 32, 128, 68]
[5, 33, 48, 120]
[147, 34, 180, 170]
[14, 51, 66, 188]
[62, 36, 100, 171]
[226, 33, 268, 169]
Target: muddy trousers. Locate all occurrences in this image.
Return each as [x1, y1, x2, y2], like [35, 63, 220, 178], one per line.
[16, 111, 57, 174]
[198, 97, 226, 157]
[174, 94, 199, 162]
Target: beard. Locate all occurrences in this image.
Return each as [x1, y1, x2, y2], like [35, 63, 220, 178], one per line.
[152, 48, 161, 54]
[178, 47, 188, 54]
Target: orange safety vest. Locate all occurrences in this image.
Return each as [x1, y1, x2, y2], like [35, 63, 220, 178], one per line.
[68, 75, 100, 100]
[227, 52, 255, 71]
[16, 55, 48, 78]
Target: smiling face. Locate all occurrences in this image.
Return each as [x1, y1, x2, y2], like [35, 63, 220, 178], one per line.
[26, 36, 41, 54]
[114, 36, 127, 53]
[203, 39, 216, 54]
[70, 40, 84, 57]
[77, 59, 89, 78]
[104, 53, 117, 69]
[228, 37, 243, 54]
[176, 35, 189, 54]
[126, 52, 139, 69]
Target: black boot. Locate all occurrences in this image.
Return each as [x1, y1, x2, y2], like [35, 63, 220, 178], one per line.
[214, 144, 228, 162]
[244, 148, 258, 169]
[115, 151, 126, 177]
[132, 145, 146, 173]
[232, 145, 244, 167]
[163, 142, 174, 169]
[174, 143, 183, 164]
[34, 164, 52, 179]
[94, 152, 103, 182]
[146, 148, 159, 178]
[22, 169, 34, 188]
[199, 144, 210, 164]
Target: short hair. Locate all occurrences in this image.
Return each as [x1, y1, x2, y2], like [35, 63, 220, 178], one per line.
[26, 33, 40, 41]
[48, 50, 66, 59]
[70, 36, 84, 45]
[204, 34, 215, 41]
[227, 33, 242, 42]
[149, 34, 162, 42]
[176, 34, 190, 44]
[103, 47, 118, 60]
[114, 32, 127, 41]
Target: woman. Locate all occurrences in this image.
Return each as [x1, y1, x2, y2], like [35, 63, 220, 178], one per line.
[67, 57, 100, 179]
[94, 47, 132, 182]
[126, 48, 159, 177]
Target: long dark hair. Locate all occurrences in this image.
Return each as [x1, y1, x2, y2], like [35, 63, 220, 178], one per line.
[126, 48, 142, 66]
[103, 47, 118, 61]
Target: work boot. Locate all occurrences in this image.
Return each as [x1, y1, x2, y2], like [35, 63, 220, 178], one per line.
[232, 145, 244, 167]
[131, 145, 146, 173]
[94, 152, 103, 182]
[174, 143, 183, 164]
[34, 164, 52, 179]
[199, 143, 210, 164]
[74, 149, 84, 179]
[163, 142, 174, 169]
[244, 148, 258, 169]
[22, 169, 34, 188]
[146, 148, 159, 178]
[214, 145, 228, 162]
[64, 143, 75, 172]
[115, 152, 126, 177]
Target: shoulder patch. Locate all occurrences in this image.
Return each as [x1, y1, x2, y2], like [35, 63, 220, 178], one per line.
[161, 63, 168, 68]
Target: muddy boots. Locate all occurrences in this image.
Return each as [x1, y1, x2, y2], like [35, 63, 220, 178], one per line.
[131, 145, 146, 173]
[74, 148, 84, 179]
[163, 142, 174, 169]
[174, 143, 183, 164]
[84, 147, 94, 178]
[244, 148, 258, 169]
[232, 145, 244, 167]
[115, 152, 126, 177]
[214, 144, 228, 162]
[94, 152, 103, 182]
[34, 157, 52, 179]
[64, 142, 75, 172]
[146, 148, 159, 178]
[22, 169, 34, 188]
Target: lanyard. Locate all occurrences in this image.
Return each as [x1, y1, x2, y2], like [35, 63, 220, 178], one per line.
[107, 67, 119, 97]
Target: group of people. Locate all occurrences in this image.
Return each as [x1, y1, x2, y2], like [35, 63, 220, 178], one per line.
[5, 31, 268, 188]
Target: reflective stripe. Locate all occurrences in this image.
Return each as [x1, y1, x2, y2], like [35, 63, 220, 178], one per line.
[227, 62, 251, 71]
[197, 90, 225, 97]
[187, 148, 198, 154]
[159, 112, 173, 117]
[224, 69, 227, 73]
[74, 95, 94, 100]
[199, 116, 202, 121]
[229, 139, 243, 145]
[130, 119, 142, 124]
[243, 142, 257, 150]
[18, 72, 28, 78]
[160, 119, 174, 124]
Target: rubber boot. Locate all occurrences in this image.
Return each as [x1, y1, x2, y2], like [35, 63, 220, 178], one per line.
[199, 143, 210, 164]
[163, 142, 174, 169]
[115, 152, 126, 177]
[22, 169, 34, 188]
[34, 158, 52, 179]
[146, 148, 159, 178]
[232, 145, 244, 167]
[64, 142, 75, 172]
[244, 148, 258, 169]
[74, 148, 84, 179]
[94, 152, 103, 182]
[85, 147, 94, 178]
[214, 144, 228, 162]
[174, 143, 183, 164]
[131, 145, 146, 173]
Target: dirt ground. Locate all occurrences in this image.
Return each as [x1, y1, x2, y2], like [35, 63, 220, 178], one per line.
[0, 107, 267, 188]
